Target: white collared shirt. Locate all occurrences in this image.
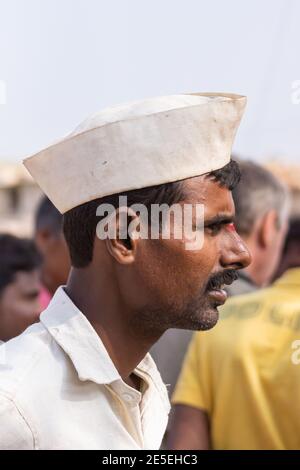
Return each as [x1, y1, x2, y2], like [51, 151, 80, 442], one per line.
[0, 287, 170, 450]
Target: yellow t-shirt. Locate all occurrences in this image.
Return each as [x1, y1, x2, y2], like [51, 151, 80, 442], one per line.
[172, 268, 300, 450]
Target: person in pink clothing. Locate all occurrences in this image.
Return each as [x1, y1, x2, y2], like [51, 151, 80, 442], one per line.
[39, 286, 51, 310]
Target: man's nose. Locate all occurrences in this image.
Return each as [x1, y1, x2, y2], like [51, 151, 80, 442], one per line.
[220, 233, 252, 270]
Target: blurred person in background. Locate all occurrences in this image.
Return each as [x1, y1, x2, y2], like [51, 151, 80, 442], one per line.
[0, 234, 42, 342]
[168, 164, 296, 450]
[274, 184, 300, 279]
[275, 217, 300, 279]
[34, 196, 71, 308]
[151, 160, 289, 447]
[227, 159, 290, 295]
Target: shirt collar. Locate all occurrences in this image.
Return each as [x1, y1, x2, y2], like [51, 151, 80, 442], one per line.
[40, 286, 123, 384]
[39, 287, 170, 413]
[274, 267, 300, 287]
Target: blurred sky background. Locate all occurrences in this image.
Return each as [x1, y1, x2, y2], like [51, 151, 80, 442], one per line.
[0, 0, 299, 163]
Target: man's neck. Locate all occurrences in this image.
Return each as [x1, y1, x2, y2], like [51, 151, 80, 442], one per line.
[65, 268, 161, 385]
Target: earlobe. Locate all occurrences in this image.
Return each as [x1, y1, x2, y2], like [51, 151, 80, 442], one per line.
[105, 237, 136, 265]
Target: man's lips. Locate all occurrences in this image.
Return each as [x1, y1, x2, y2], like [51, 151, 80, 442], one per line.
[205, 269, 238, 306]
[208, 287, 228, 306]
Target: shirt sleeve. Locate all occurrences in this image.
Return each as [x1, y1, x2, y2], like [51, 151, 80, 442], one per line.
[171, 331, 212, 412]
[0, 394, 34, 450]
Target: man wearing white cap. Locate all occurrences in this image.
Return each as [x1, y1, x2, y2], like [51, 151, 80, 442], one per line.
[0, 93, 251, 450]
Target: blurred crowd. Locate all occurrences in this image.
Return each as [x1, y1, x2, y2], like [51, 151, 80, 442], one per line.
[0, 157, 300, 449]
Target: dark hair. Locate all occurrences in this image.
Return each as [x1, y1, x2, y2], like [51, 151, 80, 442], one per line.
[35, 196, 63, 234]
[63, 160, 241, 268]
[0, 234, 42, 295]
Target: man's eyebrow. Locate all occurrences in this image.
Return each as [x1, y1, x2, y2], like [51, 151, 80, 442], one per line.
[204, 214, 234, 226]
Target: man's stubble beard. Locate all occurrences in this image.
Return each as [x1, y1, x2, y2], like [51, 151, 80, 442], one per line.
[128, 269, 238, 339]
[129, 290, 218, 340]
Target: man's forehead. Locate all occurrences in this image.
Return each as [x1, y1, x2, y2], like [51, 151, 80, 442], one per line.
[182, 175, 234, 208]
[205, 194, 235, 219]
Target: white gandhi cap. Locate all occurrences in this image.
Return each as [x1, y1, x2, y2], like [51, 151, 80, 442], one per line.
[23, 92, 247, 214]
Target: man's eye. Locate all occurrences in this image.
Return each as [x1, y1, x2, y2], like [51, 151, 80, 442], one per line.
[206, 224, 222, 235]
[25, 293, 39, 300]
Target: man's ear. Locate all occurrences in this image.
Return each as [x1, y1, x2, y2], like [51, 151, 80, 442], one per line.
[105, 208, 140, 265]
[259, 210, 278, 248]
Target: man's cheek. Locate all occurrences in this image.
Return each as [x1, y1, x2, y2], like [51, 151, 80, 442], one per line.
[199, 239, 220, 271]
[187, 258, 211, 293]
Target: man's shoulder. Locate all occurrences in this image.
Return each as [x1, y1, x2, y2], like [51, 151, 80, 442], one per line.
[192, 280, 298, 351]
[220, 279, 300, 321]
[221, 288, 263, 312]
[0, 392, 35, 449]
[0, 320, 65, 399]
[0, 322, 61, 450]
[191, 290, 266, 349]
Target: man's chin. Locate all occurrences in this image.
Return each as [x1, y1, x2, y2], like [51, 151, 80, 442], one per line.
[197, 306, 219, 331]
[179, 305, 220, 332]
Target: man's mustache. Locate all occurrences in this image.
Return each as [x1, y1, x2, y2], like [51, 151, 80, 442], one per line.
[206, 269, 238, 291]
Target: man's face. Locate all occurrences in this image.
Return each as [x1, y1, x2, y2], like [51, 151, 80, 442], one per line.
[36, 231, 71, 294]
[126, 176, 251, 333]
[0, 270, 42, 341]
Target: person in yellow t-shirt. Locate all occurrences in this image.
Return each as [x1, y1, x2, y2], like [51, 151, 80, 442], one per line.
[169, 264, 300, 450]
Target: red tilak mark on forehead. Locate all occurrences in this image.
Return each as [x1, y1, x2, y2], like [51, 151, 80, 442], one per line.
[226, 223, 236, 232]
